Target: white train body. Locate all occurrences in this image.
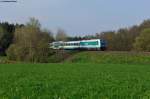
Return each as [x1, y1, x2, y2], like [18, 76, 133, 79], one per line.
[50, 39, 107, 50]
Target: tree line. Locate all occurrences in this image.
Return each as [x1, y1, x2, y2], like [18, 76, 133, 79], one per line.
[0, 18, 150, 62]
[95, 19, 150, 51]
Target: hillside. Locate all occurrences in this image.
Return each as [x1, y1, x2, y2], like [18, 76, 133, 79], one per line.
[66, 51, 150, 64]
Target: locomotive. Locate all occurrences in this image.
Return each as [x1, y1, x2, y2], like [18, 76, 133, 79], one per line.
[50, 39, 107, 51]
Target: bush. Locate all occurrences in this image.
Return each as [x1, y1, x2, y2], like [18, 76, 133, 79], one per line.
[134, 28, 150, 51]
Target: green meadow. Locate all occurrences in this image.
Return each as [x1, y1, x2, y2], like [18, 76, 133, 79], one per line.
[0, 63, 150, 99]
[1, 52, 150, 99]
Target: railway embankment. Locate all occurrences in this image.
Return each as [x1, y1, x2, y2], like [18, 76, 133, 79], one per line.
[66, 51, 150, 64]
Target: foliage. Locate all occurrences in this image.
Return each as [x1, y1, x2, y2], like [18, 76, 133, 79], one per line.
[0, 56, 16, 64]
[95, 19, 150, 51]
[1, 63, 150, 98]
[55, 28, 68, 41]
[67, 36, 82, 41]
[96, 31, 116, 50]
[134, 28, 150, 51]
[0, 22, 16, 55]
[0, 57, 8, 63]
[7, 18, 53, 63]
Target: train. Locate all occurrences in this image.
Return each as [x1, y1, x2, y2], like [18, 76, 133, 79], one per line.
[50, 39, 107, 51]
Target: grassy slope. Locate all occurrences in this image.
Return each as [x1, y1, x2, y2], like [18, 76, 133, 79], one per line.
[1, 63, 150, 98]
[66, 51, 150, 64]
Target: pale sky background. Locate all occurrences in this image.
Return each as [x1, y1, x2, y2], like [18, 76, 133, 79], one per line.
[0, 0, 150, 36]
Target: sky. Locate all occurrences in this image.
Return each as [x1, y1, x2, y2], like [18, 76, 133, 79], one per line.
[0, 0, 150, 36]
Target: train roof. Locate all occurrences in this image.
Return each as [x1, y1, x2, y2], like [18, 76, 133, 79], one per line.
[64, 41, 80, 43]
[51, 39, 102, 43]
[80, 39, 101, 42]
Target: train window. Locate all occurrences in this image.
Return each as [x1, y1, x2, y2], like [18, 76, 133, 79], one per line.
[76, 43, 79, 46]
[60, 43, 63, 46]
[63, 42, 80, 46]
[80, 41, 98, 46]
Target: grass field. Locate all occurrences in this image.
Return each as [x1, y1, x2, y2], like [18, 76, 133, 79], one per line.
[1, 63, 150, 99]
[66, 51, 150, 64]
[1, 51, 150, 99]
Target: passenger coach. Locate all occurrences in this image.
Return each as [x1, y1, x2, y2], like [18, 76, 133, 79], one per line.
[50, 39, 107, 51]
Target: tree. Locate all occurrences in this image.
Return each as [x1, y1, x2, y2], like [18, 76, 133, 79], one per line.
[55, 28, 68, 41]
[26, 17, 41, 29]
[67, 36, 82, 41]
[0, 26, 4, 54]
[42, 29, 54, 42]
[7, 18, 53, 63]
[0, 22, 15, 55]
[0, 26, 4, 40]
[139, 20, 150, 31]
[134, 28, 150, 51]
[113, 28, 132, 51]
[97, 31, 116, 50]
